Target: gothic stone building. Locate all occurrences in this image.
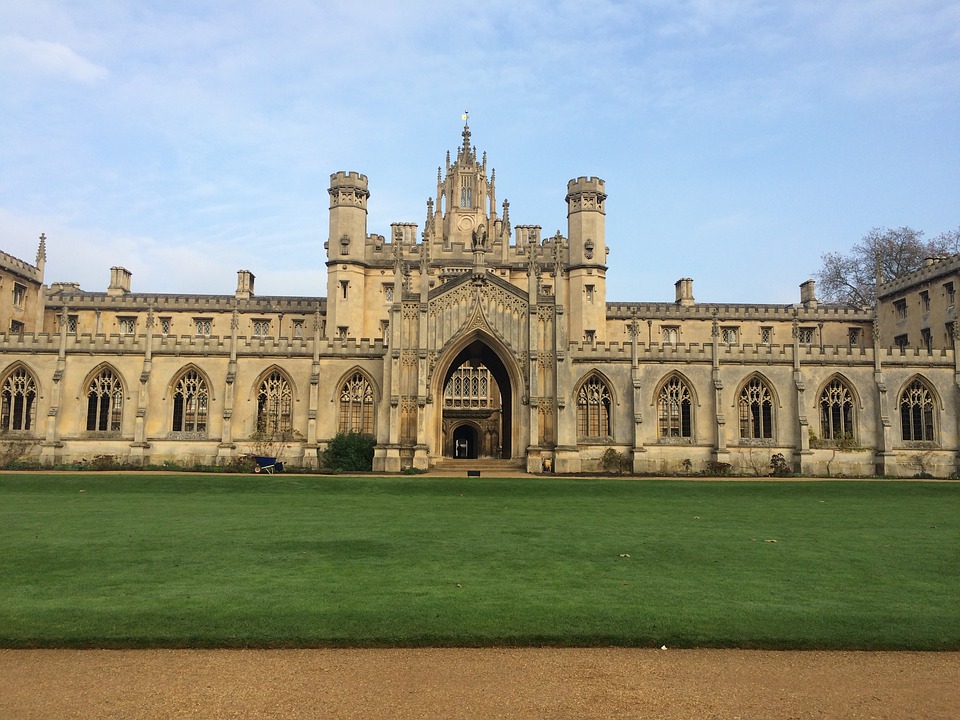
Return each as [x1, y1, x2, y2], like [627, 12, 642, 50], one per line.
[1, 124, 958, 476]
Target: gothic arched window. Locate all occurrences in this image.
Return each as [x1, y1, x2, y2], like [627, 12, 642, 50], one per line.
[658, 376, 692, 439]
[1, 366, 37, 432]
[172, 369, 208, 433]
[339, 372, 375, 435]
[87, 368, 123, 432]
[900, 379, 936, 442]
[577, 375, 611, 438]
[819, 378, 854, 443]
[739, 377, 773, 440]
[257, 371, 292, 435]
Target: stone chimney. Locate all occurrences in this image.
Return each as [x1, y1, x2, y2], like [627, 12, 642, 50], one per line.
[675, 277, 694, 306]
[800, 279, 817, 308]
[236, 270, 255, 299]
[107, 266, 131, 296]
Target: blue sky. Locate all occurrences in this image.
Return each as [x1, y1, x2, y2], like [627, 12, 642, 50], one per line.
[1, 0, 958, 303]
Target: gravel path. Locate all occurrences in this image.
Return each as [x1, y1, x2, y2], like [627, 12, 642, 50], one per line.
[2, 648, 957, 719]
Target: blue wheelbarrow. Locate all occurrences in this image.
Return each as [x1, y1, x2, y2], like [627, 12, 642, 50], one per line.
[247, 455, 284, 474]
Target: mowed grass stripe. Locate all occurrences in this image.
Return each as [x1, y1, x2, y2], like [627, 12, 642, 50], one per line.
[0, 475, 956, 649]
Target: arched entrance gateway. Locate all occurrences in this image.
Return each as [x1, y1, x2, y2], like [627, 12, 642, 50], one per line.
[437, 338, 516, 460]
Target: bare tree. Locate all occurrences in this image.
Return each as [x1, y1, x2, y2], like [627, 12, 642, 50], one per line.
[816, 227, 958, 307]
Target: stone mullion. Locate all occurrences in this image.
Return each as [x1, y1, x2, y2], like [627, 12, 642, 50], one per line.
[525, 290, 541, 471]
[129, 308, 154, 465]
[873, 317, 894, 475]
[413, 300, 429, 470]
[629, 317, 646, 472]
[40, 306, 70, 465]
[711, 315, 729, 465]
[305, 309, 321, 462]
[217, 308, 239, 463]
[792, 317, 810, 474]
[953, 322, 960, 477]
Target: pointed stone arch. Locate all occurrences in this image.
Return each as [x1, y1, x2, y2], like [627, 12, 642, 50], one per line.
[0, 362, 40, 433]
[81, 363, 126, 433]
[815, 373, 859, 444]
[897, 374, 940, 443]
[167, 364, 212, 434]
[333, 367, 379, 436]
[574, 370, 616, 440]
[432, 325, 523, 459]
[734, 372, 777, 442]
[653, 372, 697, 441]
[250, 366, 296, 435]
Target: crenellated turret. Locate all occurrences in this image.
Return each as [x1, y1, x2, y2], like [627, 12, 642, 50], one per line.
[565, 176, 606, 267]
[565, 176, 608, 342]
[326, 171, 370, 339]
[327, 171, 369, 262]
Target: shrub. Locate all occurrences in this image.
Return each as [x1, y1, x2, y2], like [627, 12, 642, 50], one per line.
[321, 432, 375, 472]
[601, 448, 628, 474]
[704, 461, 731, 477]
[770, 453, 792, 477]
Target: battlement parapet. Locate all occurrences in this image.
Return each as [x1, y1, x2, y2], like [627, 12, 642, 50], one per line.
[880, 346, 954, 365]
[329, 171, 369, 188]
[606, 302, 874, 322]
[877, 253, 960, 299]
[317, 337, 387, 357]
[0, 250, 42, 282]
[42, 291, 326, 313]
[0, 332, 58, 352]
[568, 341, 631, 358]
[566, 176, 605, 194]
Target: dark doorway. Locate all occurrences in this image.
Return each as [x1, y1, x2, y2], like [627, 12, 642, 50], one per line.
[441, 339, 513, 458]
[452, 425, 478, 459]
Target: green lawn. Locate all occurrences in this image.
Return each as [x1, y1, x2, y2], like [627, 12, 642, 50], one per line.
[0, 474, 957, 649]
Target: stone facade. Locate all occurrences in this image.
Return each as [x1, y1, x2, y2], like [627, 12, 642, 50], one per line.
[1, 124, 958, 476]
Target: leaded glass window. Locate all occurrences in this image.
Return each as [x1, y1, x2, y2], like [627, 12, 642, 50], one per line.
[819, 378, 854, 443]
[1, 367, 37, 432]
[739, 377, 773, 440]
[172, 370, 208, 433]
[658, 376, 692, 439]
[444, 366, 491, 408]
[86, 368, 123, 432]
[256, 371, 292, 435]
[339, 372, 374, 435]
[577, 375, 611, 438]
[900, 379, 936, 442]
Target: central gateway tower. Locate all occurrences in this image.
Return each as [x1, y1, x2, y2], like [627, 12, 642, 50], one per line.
[323, 122, 607, 472]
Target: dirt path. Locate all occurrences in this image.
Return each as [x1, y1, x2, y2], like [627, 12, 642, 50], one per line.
[2, 648, 958, 719]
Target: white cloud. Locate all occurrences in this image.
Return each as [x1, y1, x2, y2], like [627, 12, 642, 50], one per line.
[0, 34, 108, 83]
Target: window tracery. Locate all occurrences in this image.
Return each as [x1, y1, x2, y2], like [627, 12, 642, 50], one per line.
[819, 378, 854, 443]
[172, 370, 208, 433]
[739, 377, 773, 440]
[577, 375, 611, 438]
[444, 366, 492, 408]
[900, 379, 936, 442]
[87, 368, 123, 432]
[1, 366, 37, 432]
[658, 376, 692, 439]
[339, 372, 374, 435]
[257, 371, 292, 435]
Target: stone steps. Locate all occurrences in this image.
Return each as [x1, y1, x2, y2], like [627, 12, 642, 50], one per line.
[429, 458, 526, 476]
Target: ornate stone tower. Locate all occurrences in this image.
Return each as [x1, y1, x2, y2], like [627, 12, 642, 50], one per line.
[325, 171, 370, 339]
[565, 176, 607, 342]
[432, 122, 499, 250]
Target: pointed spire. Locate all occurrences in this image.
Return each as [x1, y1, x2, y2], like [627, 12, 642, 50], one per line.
[458, 112, 476, 164]
[36, 233, 47, 265]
